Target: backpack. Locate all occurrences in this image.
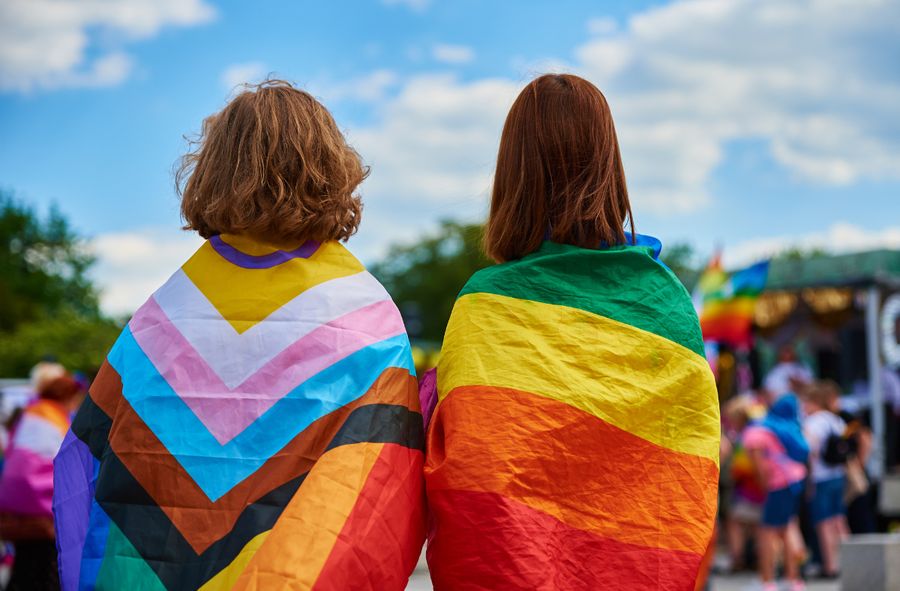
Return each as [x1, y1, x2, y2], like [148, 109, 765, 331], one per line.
[822, 429, 857, 466]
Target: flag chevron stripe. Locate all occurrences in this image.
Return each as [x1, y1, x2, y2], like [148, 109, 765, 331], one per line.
[146, 269, 391, 389]
[108, 327, 415, 501]
[181, 241, 365, 332]
[131, 297, 406, 445]
[71, 394, 424, 591]
[458, 241, 705, 356]
[79, 362, 418, 554]
[439, 291, 719, 461]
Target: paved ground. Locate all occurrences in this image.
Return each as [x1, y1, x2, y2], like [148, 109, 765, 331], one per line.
[405, 569, 840, 591]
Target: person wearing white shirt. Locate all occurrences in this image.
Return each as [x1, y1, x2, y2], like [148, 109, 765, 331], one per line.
[802, 381, 850, 579]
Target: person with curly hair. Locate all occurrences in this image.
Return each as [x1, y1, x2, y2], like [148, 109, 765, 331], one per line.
[53, 81, 425, 591]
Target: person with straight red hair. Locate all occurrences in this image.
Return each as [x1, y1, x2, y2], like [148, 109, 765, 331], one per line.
[423, 74, 721, 590]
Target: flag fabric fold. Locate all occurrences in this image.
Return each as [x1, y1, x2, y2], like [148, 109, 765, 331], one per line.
[425, 240, 720, 591]
[53, 235, 425, 591]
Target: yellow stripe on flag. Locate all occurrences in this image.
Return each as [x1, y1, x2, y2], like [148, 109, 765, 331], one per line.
[182, 241, 364, 333]
[439, 292, 719, 462]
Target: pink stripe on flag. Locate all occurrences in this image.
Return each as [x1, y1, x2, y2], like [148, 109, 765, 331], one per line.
[128, 298, 406, 444]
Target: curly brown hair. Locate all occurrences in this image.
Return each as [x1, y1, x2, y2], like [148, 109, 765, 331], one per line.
[176, 80, 368, 243]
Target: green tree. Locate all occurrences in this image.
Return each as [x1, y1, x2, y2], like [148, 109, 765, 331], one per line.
[660, 242, 700, 290]
[370, 221, 492, 344]
[0, 191, 100, 331]
[0, 191, 120, 376]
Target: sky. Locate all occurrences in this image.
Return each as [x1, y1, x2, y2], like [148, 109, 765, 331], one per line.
[1, 0, 899, 315]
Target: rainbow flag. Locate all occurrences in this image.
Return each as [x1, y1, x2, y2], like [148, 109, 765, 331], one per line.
[425, 240, 720, 590]
[696, 255, 769, 347]
[53, 235, 425, 591]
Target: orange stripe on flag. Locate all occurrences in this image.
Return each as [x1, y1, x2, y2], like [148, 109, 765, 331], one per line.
[425, 386, 718, 555]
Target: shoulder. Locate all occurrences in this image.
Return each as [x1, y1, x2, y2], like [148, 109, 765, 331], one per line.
[457, 242, 704, 357]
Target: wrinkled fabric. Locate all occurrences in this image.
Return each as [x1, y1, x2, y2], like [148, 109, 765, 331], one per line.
[425, 240, 720, 591]
[53, 234, 425, 591]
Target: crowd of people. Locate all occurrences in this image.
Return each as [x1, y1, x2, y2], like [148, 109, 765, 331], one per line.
[718, 345, 898, 591]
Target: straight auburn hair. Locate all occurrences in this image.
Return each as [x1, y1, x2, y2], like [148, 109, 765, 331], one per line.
[484, 74, 633, 262]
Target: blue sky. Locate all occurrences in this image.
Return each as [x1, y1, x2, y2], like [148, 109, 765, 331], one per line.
[1, 0, 899, 313]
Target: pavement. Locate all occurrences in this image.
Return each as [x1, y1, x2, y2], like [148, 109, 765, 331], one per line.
[405, 569, 841, 591]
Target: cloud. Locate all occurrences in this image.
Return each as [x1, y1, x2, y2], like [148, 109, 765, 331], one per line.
[90, 227, 203, 316]
[0, 0, 215, 92]
[311, 70, 399, 103]
[723, 223, 900, 269]
[381, 0, 430, 11]
[574, 0, 900, 212]
[221, 62, 268, 90]
[432, 44, 475, 65]
[350, 74, 518, 213]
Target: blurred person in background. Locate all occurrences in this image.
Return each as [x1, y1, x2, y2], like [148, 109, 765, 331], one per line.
[765, 344, 813, 399]
[722, 394, 766, 572]
[743, 394, 810, 591]
[0, 374, 84, 591]
[802, 380, 850, 578]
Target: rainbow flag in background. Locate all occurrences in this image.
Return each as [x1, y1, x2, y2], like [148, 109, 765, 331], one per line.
[695, 254, 770, 347]
[424, 240, 720, 590]
[53, 235, 425, 591]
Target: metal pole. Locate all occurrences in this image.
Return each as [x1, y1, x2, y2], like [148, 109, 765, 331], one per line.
[866, 285, 885, 480]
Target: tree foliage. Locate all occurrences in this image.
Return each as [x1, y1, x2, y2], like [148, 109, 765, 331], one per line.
[0, 191, 119, 377]
[370, 221, 492, 344]
[0, 191, 100, 331]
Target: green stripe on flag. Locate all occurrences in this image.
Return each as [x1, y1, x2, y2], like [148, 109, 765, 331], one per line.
[459, 241, 705, 357]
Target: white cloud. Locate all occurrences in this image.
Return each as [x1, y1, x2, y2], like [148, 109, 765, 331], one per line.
[574, 0, 900, 212]
[350, 74, 518, 215]
[90, 227, 203, 315]
[587, 17, 618, 36]
[723, 223, 900, 269]
[221, 62, 268, 90]
[0, 0, 215, 92]
[432, 44, 475, 65]
[311, 69, 399, 103]
[381, 0, 430, 11]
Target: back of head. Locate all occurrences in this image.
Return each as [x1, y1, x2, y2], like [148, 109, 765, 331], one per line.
[177, 80, 368, 243]
[30, 361, 66, 394]
[485, 73, 632, 262]
[39, 374, 83, 404]
[802, 380, 840, 412]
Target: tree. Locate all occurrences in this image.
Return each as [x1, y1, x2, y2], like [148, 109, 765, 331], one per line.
[370, 221, 492, 344]
[661, 242, 701, 290]
[0, 191, 120, 377]
[0, 191, 100, 331]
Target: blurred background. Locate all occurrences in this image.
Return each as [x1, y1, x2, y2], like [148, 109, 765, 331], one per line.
[1, 1, 900, 590]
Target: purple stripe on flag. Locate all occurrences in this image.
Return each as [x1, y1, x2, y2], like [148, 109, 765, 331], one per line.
[53, 431, 95, 591]
[209, 235, 319, 268]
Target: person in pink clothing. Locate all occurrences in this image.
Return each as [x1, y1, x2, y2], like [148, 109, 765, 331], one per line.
[0, 374, 85, 591]
[743, 393, 810, 591]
